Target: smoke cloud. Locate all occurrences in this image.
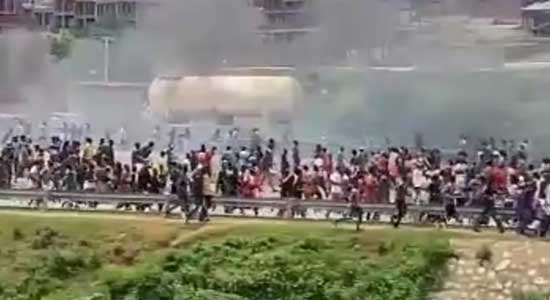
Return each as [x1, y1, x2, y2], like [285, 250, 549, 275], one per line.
[3, 0, 550, 156]
[0, 30, 66, 118]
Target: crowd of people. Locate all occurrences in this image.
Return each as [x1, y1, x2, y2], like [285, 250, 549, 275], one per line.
[0, 129, 549, 236]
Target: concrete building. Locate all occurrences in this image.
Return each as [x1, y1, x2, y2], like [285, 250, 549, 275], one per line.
[521, 0, 550, 35]
[13, 0, 139, 31]
[73, 0, 137, 29]
[248, 0, 317, 43]
[0, 0, 32, 32]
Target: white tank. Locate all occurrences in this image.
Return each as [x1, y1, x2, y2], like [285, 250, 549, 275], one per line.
[147, 75, 304, 123]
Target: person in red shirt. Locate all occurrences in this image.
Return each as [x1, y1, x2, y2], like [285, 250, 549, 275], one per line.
[376, 153, 389, 175]
[489, 161, 508, 193]
[364, 168, 379, 203]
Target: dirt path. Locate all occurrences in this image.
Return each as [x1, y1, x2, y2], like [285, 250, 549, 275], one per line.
[433, 236, 550, 300]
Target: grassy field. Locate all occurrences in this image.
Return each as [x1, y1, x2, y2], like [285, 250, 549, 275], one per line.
[0, 211, 468, 300]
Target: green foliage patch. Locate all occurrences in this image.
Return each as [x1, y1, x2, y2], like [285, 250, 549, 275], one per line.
[0, 214, 456, 300]
[513, 290, 550, 300]
[50, 31, 74, 61]
[102, 236, 453, 300]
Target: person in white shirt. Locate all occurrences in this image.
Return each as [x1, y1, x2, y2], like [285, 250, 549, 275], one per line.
[411, 163, 427, 205]
[537, 175, 550, 237]
[329, 169, 343, 200]
[118, 127, 127, 146]
[210, 148, 221, 186]
[452, 161, 468, 193]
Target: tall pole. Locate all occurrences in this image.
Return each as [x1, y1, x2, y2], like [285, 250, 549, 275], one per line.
[103, 37, 110, 82]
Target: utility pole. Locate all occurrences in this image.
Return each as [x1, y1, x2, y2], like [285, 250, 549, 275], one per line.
[102, 36, 114, 82]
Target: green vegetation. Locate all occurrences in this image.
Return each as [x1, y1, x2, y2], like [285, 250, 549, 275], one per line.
[0, 212, 456, 300]
[513, 290, 550, 300]
[0, 212, 182, 300]
[104, 235, 452, 300]
[49, 31, 75, 61]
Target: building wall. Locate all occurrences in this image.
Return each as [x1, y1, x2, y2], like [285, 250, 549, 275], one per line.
[0, 0, 18, 14]
[249, 0, 316, 43]
[472, 0, 522, 19]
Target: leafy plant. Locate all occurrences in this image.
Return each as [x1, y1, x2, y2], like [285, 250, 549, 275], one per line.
[29, 227, 64, 250]
[12, 228, 24, 241]
[513, 290, 550, 300]
[101, 236, 453, 300]
[377, 240, 395, 256]
[475, 244, 493, 266]
[49, 31, 74, 61]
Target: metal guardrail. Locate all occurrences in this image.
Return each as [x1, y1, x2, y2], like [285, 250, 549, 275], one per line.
[0, 189, 517, 219]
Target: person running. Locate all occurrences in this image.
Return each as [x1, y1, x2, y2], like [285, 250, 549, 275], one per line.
[472, 176, 505, 234]
[391, 178, 409, 228]
[334, 188, 363, 231]
[186, 166, 205, 222]
[516, 177, 536, 235]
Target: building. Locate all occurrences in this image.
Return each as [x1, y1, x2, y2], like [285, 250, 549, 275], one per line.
[72, 0, 137, 29]
[248, 0, 318, 43]
[0, 0, 32, 32]
[521, 0, 550, 35]
[16, 0, 139, 31]
[0, 0, 18, 14]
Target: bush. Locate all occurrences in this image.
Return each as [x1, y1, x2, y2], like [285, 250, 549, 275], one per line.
[17, 271, 63, 300]
[176, 288, 248, 300]
[102, 237, 454, 300]
[110, 244, 140, 265]
[43, 251, 86, 279]
[295, 238, 327, 252]
[475, 244, 493, 266]
[377, 240, 395, 256]
[30, 227, 61, 249]
[87, 253, 103, 270]
[49, 31, 74, 61]
[12, 228, 24, 241]
[513, 290, 550, 300]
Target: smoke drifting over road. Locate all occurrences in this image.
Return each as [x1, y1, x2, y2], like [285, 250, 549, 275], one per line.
[0, 31, 66, 118]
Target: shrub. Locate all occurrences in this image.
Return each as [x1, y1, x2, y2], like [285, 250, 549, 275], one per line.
[103, 237, 453, 300]
[513, 290, 550, 300]
[110, 244, 140, 265]
[87, 253, 103, 270]
[475, 244, 493, 266]
[377, 240, 395, 256]
[78, 240, 92, 247]
[112, 244, 125, 257]
[17, 272, 63, 300]
[295, 238, 327, 252]
[12, 228, 24, 241]
[49, 31, 74, 61]
[30, 227, 61, 249]
[222, 239, 248, 250]
[43, 251, 86, 279]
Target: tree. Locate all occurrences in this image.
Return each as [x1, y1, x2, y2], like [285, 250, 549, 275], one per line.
[50, 31, 75, 61]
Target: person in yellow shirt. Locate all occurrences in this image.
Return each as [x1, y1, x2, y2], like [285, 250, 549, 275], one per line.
[154, 151, 169, 177]
[82, 138, 95, 163]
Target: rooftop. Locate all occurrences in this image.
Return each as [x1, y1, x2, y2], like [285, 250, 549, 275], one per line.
[522, 1, 550, 11]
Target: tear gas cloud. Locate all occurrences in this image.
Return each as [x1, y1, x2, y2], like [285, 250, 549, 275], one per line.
[0, 31, 66, 119]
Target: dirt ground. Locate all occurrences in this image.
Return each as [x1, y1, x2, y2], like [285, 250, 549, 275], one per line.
[433, 234, 550, 300]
